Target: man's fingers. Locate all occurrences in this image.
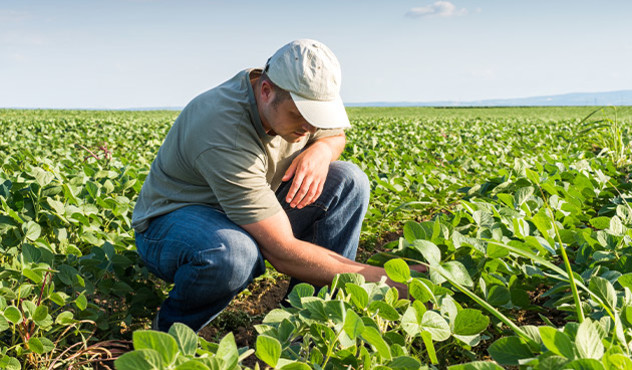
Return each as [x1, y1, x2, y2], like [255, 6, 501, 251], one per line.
[291, 178, 313, 208]
[286, 175, 304, 204]
[283, 160, 298, 182]
[297, 180, 321, 209]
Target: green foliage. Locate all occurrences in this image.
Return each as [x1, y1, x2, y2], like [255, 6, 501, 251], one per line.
[0, 109, 173, 367]
[115, 323, 253, 369]
[2, 107, 632, 368]
[252, 271, 488, 369]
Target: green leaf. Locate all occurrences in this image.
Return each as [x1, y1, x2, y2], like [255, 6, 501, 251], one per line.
[532, 213, 553, 237]
[332, 273, 365, 291]
[47, 198, 65, 214]
[278, 363, 311, 370]
[514, 186, 534, 206]
[563, 358, 605, 370]
[401, 305, 422, 337]
[441, 261, 474, 288]
[617, 273, 632, 290]
[369, 301, 400, 321]
[421, 331, 438, 365]
[387, 356, 422, 369]
[262, 309, 292, 324]
[115, 350, 163, 370]
[412, 240, 441, 265]
[1, 197, 23, 224]
[174, 361, 211, 370]
[361, 326, 392, 360]
[4, 306, 22, 325]
[589, 217, 611, 230]
[409, 279, 435, 303]
[75, 292, 87, 311]
[488, 336, 534, 365]
[345, 283, 369, 309]
[384, 258, 410, 283]
[324, 300, 345, 323]
[0, 356, 21, 370]
[55, 311, 75, 325]
[33, 305, 48, 323]
[133, 330, 179, 366]
[539, 326, 576, 359]
[609, 216, 624, 235]
[605, 353, 632, 369]
[589, 276, 617, 310]
[403, 221, 426, 242]
[216, 332, 238, 369]
[486, 285, 511, 306]
[169, 322, 198, 357]
[343, 309, 365, 339]
[39, 337, 54, 354]
[421, 311, 451, 341]
[85, 181, 99, 199]
[525, 168, 540, 184]
[301, 297, 328, 321]
[22, 221, 41, 241]
[287, 283, 314, 308]
[453, 309, 490, 336]
[22, 268, 43, 284]
[575, 320, 604, 359]
[277, 319, 296, 344]
[50, 292, 67, 306]
[256, 335, 281, 368]
[28, 337, 45, 354]
[31, 167, 54, 186]
[0, 316, 8, 332]
[448, 362, 504, 370]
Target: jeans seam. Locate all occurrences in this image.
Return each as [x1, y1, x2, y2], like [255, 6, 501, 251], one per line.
[311, 217, 320, 244]
[283, 201, 328, 213]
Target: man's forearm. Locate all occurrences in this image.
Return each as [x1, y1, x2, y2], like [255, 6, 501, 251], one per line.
[263, 237, 404, 293]
[242, 206, 410, 297]
[309, 133, 346, 162]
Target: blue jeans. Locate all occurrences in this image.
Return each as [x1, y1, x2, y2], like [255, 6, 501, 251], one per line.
[135, 161, 369, 332]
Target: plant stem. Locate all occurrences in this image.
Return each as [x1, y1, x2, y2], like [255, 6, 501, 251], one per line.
[320, 323, 343, 369]
[539, 187, 585, 323]
[441, 272, 535, 345]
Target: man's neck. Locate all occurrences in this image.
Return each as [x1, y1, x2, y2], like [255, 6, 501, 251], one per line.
[250, 73, 275, 135]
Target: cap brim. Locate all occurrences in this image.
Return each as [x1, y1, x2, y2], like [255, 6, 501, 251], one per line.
[290, 92, 351, 129]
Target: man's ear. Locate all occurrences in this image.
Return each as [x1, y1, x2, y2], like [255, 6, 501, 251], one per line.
[260, 80, 274, 104]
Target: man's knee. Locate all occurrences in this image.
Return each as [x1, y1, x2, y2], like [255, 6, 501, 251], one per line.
[206, 230, 265, 291]
[329, 161, 370, 203]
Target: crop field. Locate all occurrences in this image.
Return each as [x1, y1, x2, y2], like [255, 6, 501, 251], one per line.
[1, 106, 632, 369]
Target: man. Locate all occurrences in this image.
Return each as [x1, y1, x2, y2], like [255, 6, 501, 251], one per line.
[132, 39, 410, 332]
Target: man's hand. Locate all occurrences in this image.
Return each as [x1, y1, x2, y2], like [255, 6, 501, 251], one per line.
[282, 134, 345, 209]
[282, 142, 332, 209]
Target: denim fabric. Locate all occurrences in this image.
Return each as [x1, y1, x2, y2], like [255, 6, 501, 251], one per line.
[135, 161, 369, 332]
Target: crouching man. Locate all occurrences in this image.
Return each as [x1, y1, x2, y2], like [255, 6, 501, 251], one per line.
[132, 39, 414, 332]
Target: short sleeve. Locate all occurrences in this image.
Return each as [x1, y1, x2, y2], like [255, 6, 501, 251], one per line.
[195, 146, 282, 225]
[307, 128, 345, 144]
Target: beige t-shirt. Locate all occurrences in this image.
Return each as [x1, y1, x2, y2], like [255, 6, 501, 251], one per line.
[132, 69, 343, 232]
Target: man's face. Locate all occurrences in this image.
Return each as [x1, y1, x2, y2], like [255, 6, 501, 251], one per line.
[262, 95, 317, 143]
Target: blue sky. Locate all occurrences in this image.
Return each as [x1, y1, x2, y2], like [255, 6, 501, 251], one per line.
[1, 0, 631, 108]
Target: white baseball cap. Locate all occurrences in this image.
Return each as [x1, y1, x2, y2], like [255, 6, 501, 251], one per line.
[264, 39, 351, 129]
